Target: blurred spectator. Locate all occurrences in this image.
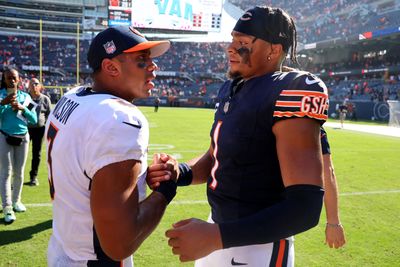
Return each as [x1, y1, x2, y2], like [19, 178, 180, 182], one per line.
[27, 78, 51, 186]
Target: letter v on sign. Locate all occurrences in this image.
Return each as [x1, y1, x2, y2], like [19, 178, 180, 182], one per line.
[157, 0, 169, 14]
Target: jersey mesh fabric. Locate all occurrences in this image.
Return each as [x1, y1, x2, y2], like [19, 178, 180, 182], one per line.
[208, 71, 328, 223]
[46, 87, 148, 262]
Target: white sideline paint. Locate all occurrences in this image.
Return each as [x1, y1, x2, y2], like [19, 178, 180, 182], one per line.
[340, 189, 400, 196]
[324, 122, 400, 137]
[148, 144, 175, 150]
[22, 189, 400, 208]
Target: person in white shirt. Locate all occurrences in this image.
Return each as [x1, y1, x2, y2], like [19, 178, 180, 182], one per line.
[46, 26, 177, 267]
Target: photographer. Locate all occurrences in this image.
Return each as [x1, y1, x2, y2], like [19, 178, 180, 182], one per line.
[0, 67, 37, 223]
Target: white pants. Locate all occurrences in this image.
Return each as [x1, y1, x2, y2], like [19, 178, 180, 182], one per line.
[0, 132, 29, 208]
[48, 235, 134, 267]
[195, 216, 294, 267]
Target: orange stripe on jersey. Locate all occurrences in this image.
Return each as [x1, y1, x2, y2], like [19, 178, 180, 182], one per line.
[275, 101, 302, 107]
[276, 239, 286, 267]
[273, 111, 328, 120]
[280, 90, 327, 98]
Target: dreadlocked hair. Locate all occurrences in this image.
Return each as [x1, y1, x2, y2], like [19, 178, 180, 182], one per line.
[258, 6, 298, 65]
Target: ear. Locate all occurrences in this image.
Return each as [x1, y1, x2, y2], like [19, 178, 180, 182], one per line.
[270, 43, 284, 59]
[101, 58, 120, 77]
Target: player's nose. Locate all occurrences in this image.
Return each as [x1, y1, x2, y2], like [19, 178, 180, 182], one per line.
[226, 42, 239, 55]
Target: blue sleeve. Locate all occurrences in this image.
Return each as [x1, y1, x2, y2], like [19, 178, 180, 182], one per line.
[219, 185, 324, 248]
[320, 127, 331, 155]
[23, 106, 37, 125]
[0, 92, 7, 117]
[0, 104, 6, 116]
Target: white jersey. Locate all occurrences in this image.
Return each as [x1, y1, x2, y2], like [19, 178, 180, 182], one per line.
[46, 86, 148, 265]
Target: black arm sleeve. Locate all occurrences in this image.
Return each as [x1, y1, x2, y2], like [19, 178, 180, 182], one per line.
[320, 127, 331, 155]
[219, 184, 324, 248]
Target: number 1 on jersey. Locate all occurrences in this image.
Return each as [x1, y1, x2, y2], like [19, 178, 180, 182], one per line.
[210, 121, 222, 190]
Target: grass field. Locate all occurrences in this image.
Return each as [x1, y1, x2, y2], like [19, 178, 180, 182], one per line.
[1, 106, 399, 267]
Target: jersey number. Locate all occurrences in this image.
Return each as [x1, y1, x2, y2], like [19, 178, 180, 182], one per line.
[210, 121, 222, 190]
[47, 122, 59, 200]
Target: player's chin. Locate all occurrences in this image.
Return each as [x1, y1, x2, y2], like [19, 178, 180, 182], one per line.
[143, 81, 155, 97]
[227, 69, 242, 80]
[145, 80, 155, 91]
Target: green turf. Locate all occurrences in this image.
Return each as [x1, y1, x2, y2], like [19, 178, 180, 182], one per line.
[0, 106, 399, 266]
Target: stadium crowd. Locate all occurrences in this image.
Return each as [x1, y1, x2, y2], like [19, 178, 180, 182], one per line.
[0, 9, 399, 103]
[326, 77, 400, 102]
[159, 42, 228, 74]
[228, 0, 400, 44]
[3, 0, 400, 102]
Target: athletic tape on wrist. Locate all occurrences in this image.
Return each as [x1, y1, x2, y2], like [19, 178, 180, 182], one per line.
[154, 180, 177, 204]
[177, 163, 193, 186]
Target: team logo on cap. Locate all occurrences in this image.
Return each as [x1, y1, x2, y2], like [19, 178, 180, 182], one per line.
[240, 11, 252, 21]
[103, 40, 116, 54]
[129, 26, 145, 38]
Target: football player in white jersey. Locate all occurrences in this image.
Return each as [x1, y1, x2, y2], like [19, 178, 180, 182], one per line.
[46, 26, 177, 267]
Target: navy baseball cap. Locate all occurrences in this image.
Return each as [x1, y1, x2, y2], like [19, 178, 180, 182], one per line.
[87, 26, 170, 71]
[233, 6, 293, 52]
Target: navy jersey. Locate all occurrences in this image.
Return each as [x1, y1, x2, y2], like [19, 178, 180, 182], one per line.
[208, 71, 329, 223]
[320, 127, 331, 155]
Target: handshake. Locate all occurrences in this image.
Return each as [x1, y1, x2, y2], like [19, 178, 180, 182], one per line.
[147, 153, 179, 190]
[146, 153, 223, 262]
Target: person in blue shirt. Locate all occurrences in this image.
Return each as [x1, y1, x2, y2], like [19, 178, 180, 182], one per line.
[0, 67, 37, 223]
[148, 6, 328, 266]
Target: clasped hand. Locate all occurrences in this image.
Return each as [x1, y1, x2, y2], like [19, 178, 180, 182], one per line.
[146, 153, 179, 189]
[1, 94, 16, 105]
[1, 94, 23, 111]
[10, 100, 24, 111]
[165, 218, 222, 262]
[146, 153, 223, 262]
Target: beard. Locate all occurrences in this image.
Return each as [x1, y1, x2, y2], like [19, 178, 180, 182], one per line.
[226, 69, 242, 80]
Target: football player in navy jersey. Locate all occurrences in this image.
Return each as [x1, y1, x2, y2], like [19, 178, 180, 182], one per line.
[148, 6, 329, 266]
[320, 127, 346, 248]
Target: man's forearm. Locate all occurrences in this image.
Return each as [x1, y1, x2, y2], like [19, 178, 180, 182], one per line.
[188, 150, 213, 185]
[131, 192, 169, 252]
[323, 156, 340, 223]
[324, 171, 340, 223]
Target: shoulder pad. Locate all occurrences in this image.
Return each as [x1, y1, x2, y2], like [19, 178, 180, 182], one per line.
[273, 72, 329, 122]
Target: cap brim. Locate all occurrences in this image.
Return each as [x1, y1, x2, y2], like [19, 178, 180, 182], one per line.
[123, 41, 171, 58]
